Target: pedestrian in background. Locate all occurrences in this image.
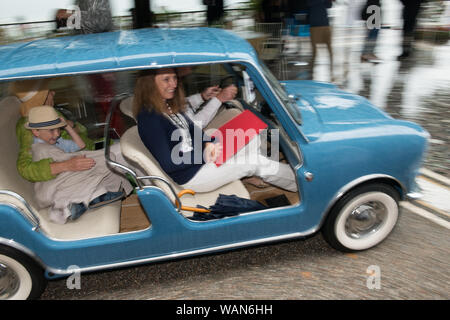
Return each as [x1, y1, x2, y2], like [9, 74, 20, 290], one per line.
[307, 0, 334, 81]
[204, 0, 224, 26]
[261, 0, 285, 23]
[360, 0, 382, 63]
[398, 0, 424, 59]
[56, 0, 113, 34]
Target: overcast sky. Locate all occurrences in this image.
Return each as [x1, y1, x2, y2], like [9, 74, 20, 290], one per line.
[0, 0, 243, 23]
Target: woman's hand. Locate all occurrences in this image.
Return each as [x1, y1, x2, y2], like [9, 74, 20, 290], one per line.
[216, 85, 238, 103]
[201, 85, 221, 101]
[204, 142, 222, 163]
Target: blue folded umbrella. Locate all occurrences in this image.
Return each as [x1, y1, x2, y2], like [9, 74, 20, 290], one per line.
[189, 194, 267, 221]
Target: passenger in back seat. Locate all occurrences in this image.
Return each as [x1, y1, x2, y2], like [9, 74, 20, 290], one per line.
[25, 106, 132, 224]
[134, 68, 298, 193]
[10, 79, 141, 184]
[10, 79, 96, 182]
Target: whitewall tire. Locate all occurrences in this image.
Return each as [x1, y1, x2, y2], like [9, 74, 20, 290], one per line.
[0, 245, 46, 300]
[322, 184, 400, 252]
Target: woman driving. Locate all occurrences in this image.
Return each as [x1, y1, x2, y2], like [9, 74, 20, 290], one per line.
[134, 68, 298, 193]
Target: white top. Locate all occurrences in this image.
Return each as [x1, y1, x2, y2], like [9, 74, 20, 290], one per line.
[185, 93, 222, 129]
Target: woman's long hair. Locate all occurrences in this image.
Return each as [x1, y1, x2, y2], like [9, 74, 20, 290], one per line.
[133, 68, 186, 117]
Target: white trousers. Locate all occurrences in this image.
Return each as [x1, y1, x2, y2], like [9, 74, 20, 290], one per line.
[182, 137, 298, 193]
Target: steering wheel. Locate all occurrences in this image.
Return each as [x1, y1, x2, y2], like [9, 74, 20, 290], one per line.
[219, 75, 236, 88]
[206, 74, 243, 112]
[223, 99, 245, 111]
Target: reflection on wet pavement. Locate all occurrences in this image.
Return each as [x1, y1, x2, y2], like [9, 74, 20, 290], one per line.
[280, 27, 450, 178]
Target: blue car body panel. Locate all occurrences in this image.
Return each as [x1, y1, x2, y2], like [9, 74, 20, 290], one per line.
[0, 28, 428, 276]
[0, 28, 257, 81]
[1, 188, 314, 275]
[282, 80, 428, 193]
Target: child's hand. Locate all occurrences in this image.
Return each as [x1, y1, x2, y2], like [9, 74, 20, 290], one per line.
[60, 117, 74, 129]
[65, 155, 95, 172]
[50, 155, 95, 175]
[65, 119, 75, 129]
[61, 117, 85, 149]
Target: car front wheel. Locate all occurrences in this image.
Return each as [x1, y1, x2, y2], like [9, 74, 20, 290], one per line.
[322, 184, 400, 252]
[0, 245, 47, 300]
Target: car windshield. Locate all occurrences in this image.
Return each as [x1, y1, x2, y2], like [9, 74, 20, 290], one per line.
[258, 62, 302, 125]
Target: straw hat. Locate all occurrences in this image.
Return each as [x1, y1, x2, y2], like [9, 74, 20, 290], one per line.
[9, 79, 50, 116]
[25, 106, 66, 130]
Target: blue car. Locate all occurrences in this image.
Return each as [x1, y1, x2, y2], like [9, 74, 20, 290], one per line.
[0, 28, 428, 299]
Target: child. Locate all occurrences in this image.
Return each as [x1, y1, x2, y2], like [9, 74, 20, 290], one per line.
[28, 107, 87, 153]
[26, 106, 132, 224]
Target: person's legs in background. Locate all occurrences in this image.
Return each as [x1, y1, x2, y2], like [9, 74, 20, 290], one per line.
[399, 0, 423, 59]
[361, 27, 381, 63]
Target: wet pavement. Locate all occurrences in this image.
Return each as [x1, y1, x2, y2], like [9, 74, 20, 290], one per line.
[277, 26, 450, 178]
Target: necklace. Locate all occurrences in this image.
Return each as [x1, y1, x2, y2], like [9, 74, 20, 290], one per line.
[167, 106, 189, 130]
[165, 105, 193, 153]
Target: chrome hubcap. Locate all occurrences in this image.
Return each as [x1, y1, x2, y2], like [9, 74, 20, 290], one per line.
[0, 262, 20, 299]
[345, 201, 387, 239]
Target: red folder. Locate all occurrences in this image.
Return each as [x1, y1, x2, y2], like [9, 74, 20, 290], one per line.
[210, 109, 268, 167]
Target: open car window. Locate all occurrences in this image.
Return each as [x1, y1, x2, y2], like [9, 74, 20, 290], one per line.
[258, 62, 302, 125]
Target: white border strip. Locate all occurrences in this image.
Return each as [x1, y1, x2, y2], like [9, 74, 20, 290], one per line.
[420, 168, 450, 187]
[401, 201, 450, 230]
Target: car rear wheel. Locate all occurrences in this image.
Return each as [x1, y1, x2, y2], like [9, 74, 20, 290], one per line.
[0, 245, 47, 300]
[322, 184, 400, 252]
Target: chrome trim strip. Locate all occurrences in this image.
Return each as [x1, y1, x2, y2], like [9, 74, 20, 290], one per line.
[103, 94, 137, 178]
[406, 191, 423, 200]
[0, 190, 40, 231]
[0, 237, 47, 269]
[45, 228, 318, 276]
[0, 59, 248, 82]
[137, 176, 182, 212]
